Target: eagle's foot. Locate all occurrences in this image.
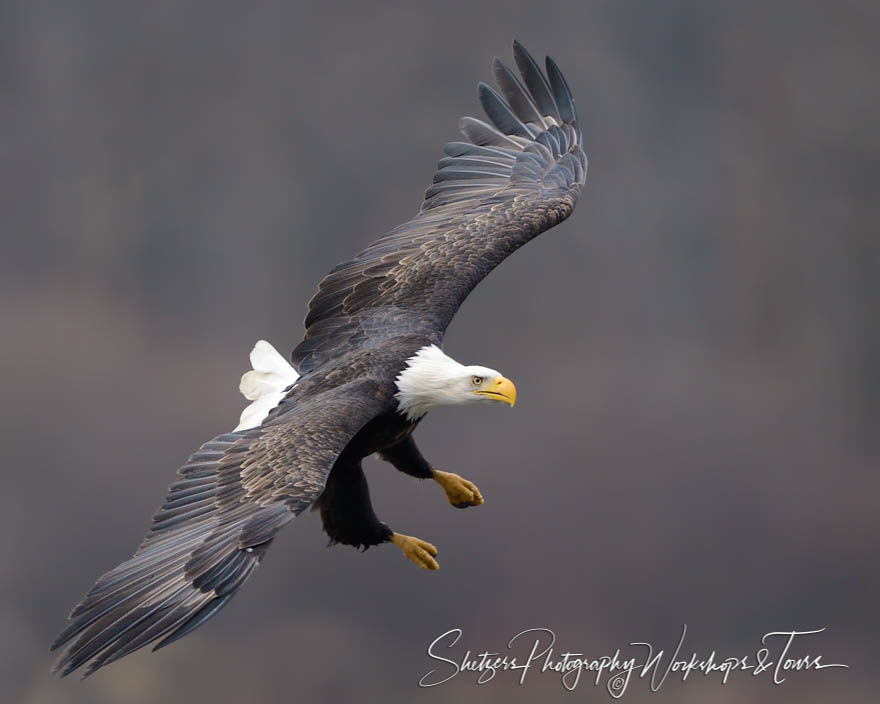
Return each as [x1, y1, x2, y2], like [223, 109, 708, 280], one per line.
[390, 532, 439, 570]
[432, 469, 483, 509]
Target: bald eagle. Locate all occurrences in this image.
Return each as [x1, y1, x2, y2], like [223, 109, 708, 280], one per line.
[52, 41, 587, 677]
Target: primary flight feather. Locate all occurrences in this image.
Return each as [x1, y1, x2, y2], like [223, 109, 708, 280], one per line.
[52, 40, 587, 678]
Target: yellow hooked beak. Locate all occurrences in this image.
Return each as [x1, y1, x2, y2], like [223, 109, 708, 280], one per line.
[474, 376, 517, 407]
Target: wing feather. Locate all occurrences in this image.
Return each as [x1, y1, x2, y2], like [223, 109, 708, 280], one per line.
[512, 39, 560, 120]
[293, 42, 587, 373]
[491, 57, 546, 128]
[545, 56, 579, 126]
[51, 380, 388, 678]
[478, 82, 538, 138]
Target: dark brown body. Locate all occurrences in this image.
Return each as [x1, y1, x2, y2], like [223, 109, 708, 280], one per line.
[316, 411, 433, 550]
[51, 42, 586, 678]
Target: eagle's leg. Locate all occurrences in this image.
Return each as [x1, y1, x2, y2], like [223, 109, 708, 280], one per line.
[316, 456, 440, 569]
[431, 469, 484, 509]
[315, 458, 393, 550]
[390, 533, 439, 570]
[378, 435, 484, 509]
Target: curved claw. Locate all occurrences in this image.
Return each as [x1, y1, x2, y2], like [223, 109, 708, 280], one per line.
[432, 469, 484, 509]
[390, 533, 439, 570]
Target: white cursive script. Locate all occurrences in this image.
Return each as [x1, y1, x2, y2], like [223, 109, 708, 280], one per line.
[419, 625, 848, 697]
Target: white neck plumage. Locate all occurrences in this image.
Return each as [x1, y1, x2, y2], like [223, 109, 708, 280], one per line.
[394, 345, 503, 421]
[395, 346, 467, 420]
[233, 341, 513, 429]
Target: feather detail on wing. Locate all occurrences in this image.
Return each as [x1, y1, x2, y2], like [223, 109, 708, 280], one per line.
[51, 380, 389, 678]
[293, 41, 587, 373]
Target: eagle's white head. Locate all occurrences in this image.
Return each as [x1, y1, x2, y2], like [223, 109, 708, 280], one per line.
[394, 345, 517, 421]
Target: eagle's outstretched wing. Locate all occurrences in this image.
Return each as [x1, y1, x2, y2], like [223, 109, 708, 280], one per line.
[293, 41, 586, 373]
[51, 380, 389, 678]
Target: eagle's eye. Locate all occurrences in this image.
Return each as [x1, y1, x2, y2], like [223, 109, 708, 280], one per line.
[471, 376, 483, 386]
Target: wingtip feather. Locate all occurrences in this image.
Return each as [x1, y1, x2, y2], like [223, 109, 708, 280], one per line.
[545, 56, 578, 126]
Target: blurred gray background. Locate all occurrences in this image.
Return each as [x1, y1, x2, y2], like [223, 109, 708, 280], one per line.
[1, 0, 877, 702]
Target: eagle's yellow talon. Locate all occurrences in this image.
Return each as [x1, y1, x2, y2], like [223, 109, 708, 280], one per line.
[391, 533, 439, 570]
[432, 469, 484, 508]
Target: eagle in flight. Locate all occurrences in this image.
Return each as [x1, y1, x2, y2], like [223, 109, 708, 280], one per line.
[52, 41, 587, 677]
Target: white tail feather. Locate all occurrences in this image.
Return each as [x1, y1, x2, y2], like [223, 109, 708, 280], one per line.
[235, 340, 300, 431]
